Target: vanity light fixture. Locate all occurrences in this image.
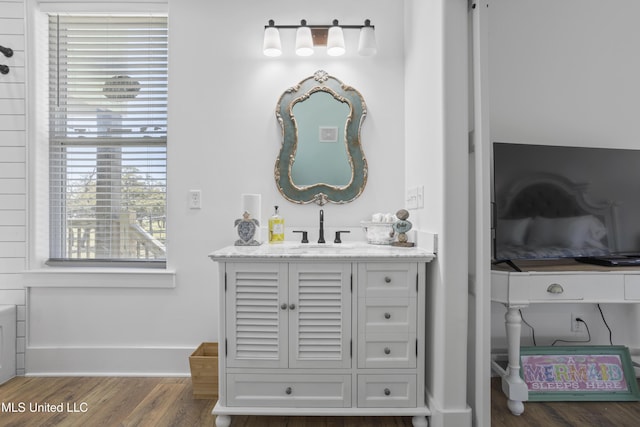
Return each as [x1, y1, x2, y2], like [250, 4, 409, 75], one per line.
[326, 20, 345, 56]
[263, 19, 376, 57]
[295, 20, 314, 57]
[358, 19, 377, 56]
[263, 20, 282, 57]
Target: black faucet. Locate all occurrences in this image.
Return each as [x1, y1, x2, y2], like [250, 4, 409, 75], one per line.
[318, 209, 325, 244]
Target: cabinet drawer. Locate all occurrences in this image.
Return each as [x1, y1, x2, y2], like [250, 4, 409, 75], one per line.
[227, 373, 351, 408]
[359, 263, 417, 299]
[360, 298, 416, 335]
[508, 274, 625, 302]
[625, 275, 640, 300]
[357, 374, 416, 408]
[358, 335, 416, 368]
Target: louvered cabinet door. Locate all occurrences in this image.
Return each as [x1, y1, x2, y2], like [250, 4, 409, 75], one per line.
[225, 263, 288, 368]
[288, 263, 352, 369]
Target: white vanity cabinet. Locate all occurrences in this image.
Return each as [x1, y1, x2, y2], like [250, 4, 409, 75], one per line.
[210, 243, 434, 427]
[224, 262, 352, 371]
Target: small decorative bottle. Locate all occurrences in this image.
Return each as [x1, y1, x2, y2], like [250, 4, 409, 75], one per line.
[268, 205, 285, 243]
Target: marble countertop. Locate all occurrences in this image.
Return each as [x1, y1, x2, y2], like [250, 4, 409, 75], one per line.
[209, 241, 435, 261]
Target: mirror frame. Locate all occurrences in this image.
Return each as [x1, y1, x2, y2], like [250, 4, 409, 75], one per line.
[275, 70, 368, 206]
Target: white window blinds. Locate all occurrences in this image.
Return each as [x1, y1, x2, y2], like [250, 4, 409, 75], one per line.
[48, 15, 168, 264]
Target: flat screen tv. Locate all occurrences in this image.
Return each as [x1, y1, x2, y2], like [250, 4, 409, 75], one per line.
[493, 142, 640, 266]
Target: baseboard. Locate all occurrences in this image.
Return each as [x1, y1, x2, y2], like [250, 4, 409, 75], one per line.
[25, 346, 196, 376]
[426, 392, 472, 427]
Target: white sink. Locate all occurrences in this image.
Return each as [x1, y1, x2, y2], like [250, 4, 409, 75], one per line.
[288, 242, 356, 250]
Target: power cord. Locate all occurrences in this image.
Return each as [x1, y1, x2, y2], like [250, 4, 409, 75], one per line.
[515, 306, 613, 347]
[597, 304, 614, 345]
[519, 308, 537, 346]
[551, 317, 591, 346]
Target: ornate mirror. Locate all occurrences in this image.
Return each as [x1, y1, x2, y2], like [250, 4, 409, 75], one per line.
[275, 70, 368, 205]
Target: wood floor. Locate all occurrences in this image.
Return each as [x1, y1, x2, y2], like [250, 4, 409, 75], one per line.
[1, 376, 640, 426]
[491, 376, 640, 427]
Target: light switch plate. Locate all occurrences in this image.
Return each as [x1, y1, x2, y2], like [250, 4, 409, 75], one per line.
[417, 185, 424, 208]
[406, 187, 418, 209]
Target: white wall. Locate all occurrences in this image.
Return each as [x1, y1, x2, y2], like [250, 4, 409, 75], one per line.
[490, 0, 640, 148]
[468, 2, 492, 426]
[405, 1, 472, 426]
[490, 0, 640, 350]
[0, 0, 26, 376]
[1, 0, 477, 423]
[21, 0, 408, 375]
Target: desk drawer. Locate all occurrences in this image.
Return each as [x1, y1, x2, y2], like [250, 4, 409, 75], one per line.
[508, 274, 625, 302]
[625, 275, 640, 300]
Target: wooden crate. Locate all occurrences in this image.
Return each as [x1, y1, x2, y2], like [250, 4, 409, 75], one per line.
[189, 342, 218, 400]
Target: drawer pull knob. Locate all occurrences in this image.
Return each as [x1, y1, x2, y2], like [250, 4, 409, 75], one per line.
[384, 347, 391, 355]
[285, 387, 292, 395]
[385, 276, 392, 283]
[289, 303, 296, 310]
[547, 283, 564, 294]
[384, 312, 391, 319]
[384, 388, 391, 396]
[281, 303, 288, 310]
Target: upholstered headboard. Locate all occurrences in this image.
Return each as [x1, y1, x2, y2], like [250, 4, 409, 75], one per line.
[502, 182, 586, 219]
[496, 172, 620, 257]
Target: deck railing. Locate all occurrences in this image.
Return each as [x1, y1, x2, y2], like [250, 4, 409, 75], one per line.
[67, 212, 166, 260]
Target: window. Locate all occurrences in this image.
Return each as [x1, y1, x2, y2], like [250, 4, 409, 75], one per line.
[48, 15, 168, 266]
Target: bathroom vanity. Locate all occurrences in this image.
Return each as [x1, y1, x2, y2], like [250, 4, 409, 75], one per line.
[209, 242, 435, 427]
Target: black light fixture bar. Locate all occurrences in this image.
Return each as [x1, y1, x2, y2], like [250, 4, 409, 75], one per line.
[265, 19, 374, 30]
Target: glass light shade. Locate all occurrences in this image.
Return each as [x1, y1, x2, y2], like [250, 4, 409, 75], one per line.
[263, 27, 282, 57]
[326, 26, 345, 56]
[358, 26, 377, 56]
[295, 26, 314, 56]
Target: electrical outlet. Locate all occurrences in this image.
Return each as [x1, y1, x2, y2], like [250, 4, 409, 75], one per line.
[189, 189, 202, 209]
[571, 313, 585, 332]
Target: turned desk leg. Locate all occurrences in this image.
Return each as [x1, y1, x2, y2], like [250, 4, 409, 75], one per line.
[501, 305, 528, 416]
[215, 415, 231, 427]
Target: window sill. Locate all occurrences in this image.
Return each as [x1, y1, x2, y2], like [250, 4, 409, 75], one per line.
[23, 268, 176, 288]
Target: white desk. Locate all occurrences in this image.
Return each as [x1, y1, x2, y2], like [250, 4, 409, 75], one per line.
[491, 260, 640, 415]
